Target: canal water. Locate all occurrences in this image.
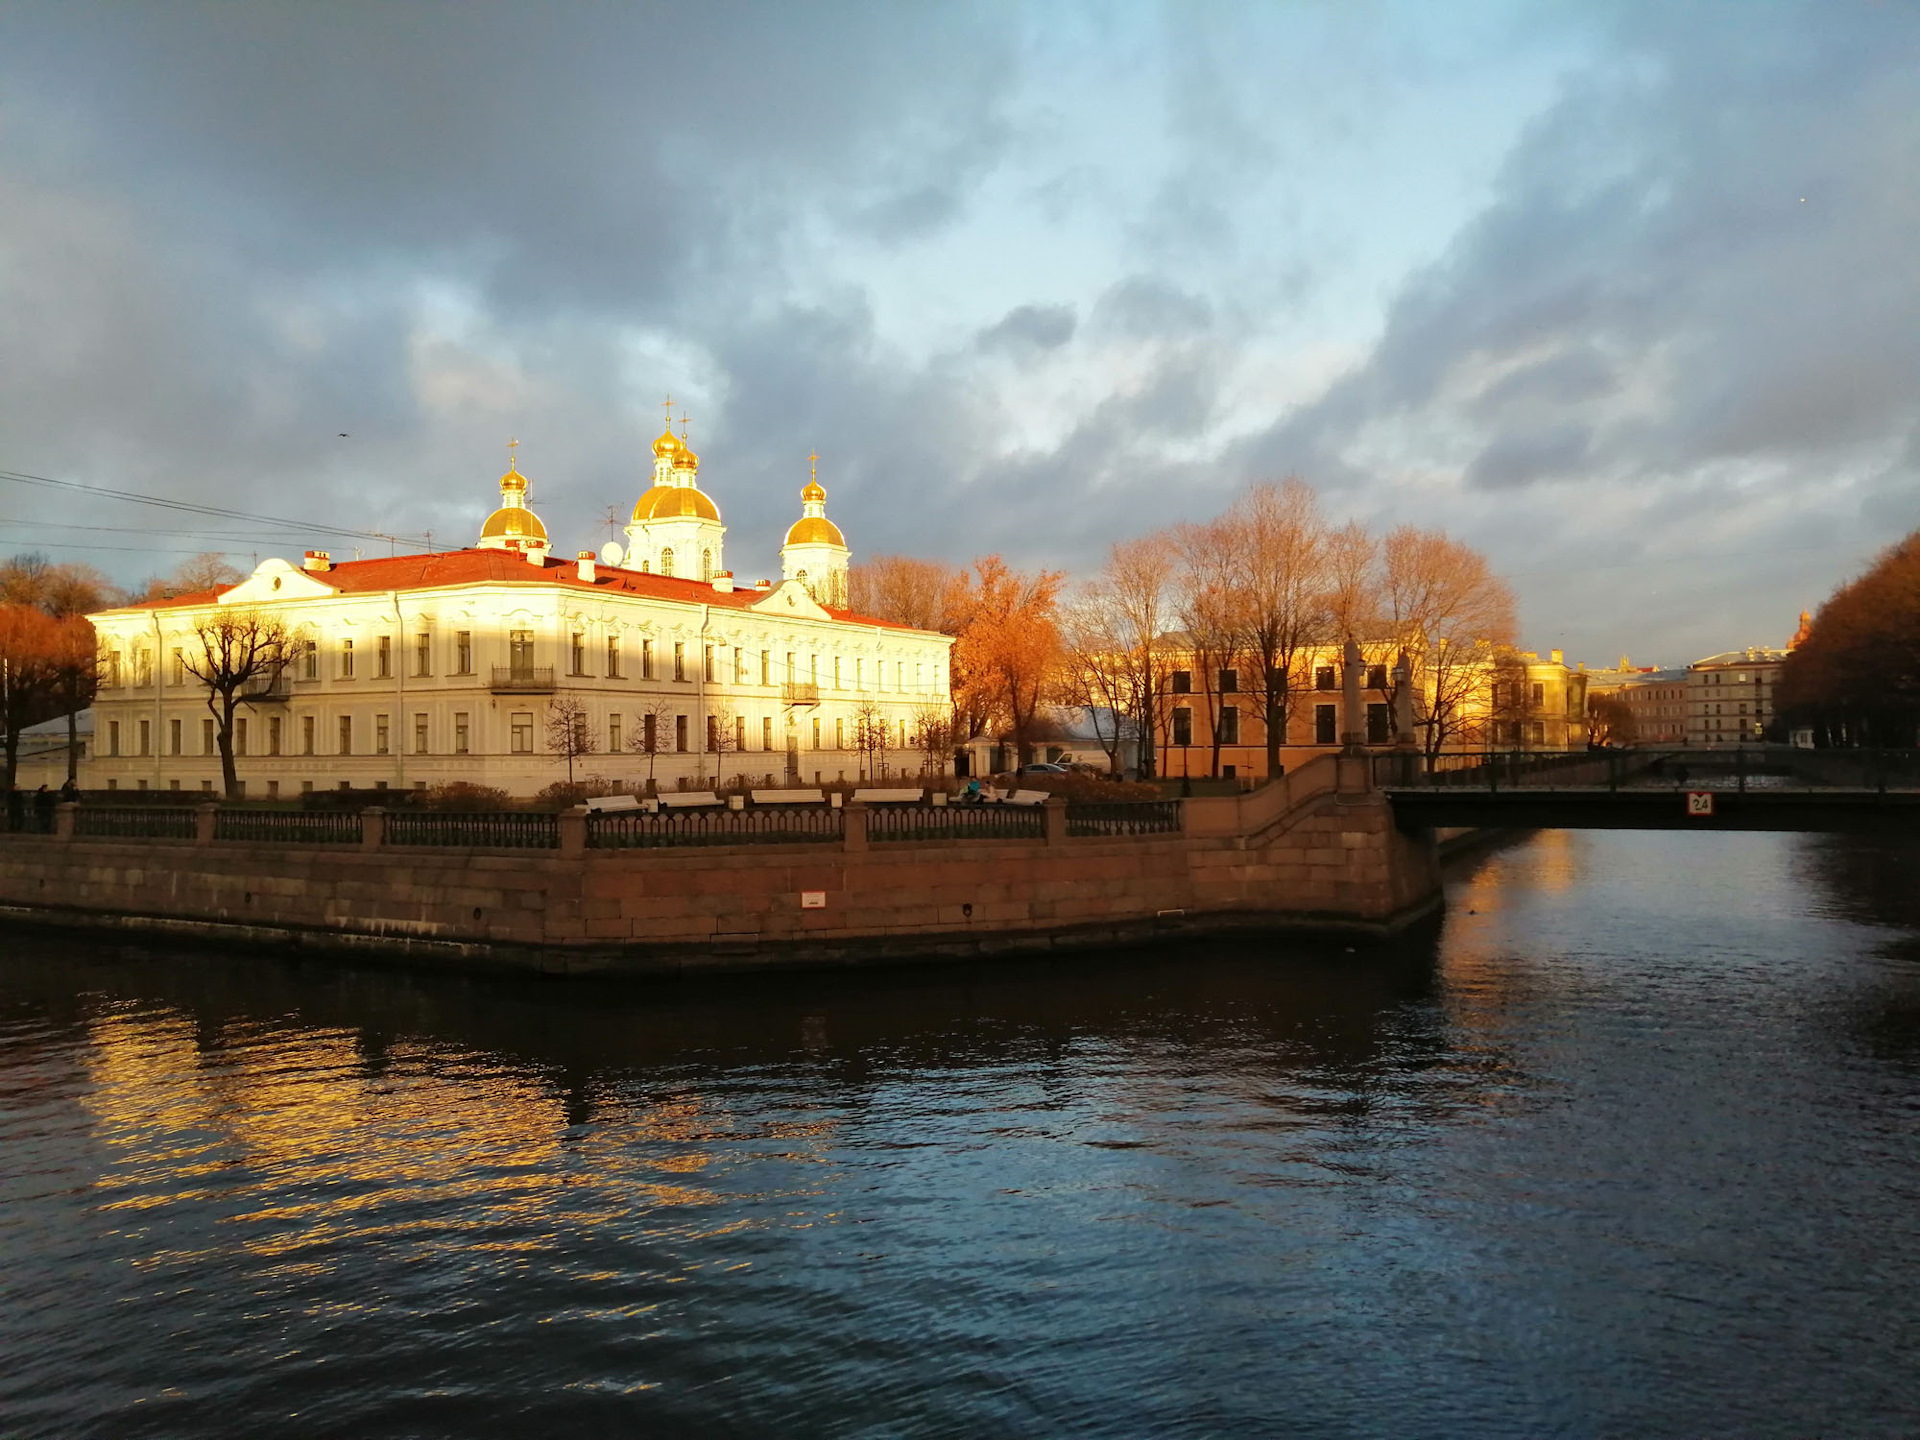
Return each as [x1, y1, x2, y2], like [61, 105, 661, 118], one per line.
[2, 830, 1917, 1438]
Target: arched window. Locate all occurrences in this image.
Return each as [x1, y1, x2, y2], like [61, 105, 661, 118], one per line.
[661, 548, 674, 577]
[639, 560, 650, 574]
[701, 548, 713, 581]
[796, 569, 809, 592]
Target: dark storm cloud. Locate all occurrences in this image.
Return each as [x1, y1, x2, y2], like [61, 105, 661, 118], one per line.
[976, 304, 1077, 355]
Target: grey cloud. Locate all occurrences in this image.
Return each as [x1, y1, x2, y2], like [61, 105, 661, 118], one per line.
[976, 304, 1077, 355]
[1091, 277, 1213, 340]
[1464, 423, 1593, 491]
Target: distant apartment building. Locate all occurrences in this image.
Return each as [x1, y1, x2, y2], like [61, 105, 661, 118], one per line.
[1687, 648, 1788, 747]
[1586, 661, 1689, 746]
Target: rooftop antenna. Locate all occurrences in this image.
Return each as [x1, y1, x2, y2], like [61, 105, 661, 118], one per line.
[424, 529, 434, 554]
[602, 504, 621, 541]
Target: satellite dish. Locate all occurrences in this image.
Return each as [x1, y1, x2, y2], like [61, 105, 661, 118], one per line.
[599, 541, 625, 567]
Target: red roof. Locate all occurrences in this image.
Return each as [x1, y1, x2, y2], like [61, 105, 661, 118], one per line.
[115, 549, 937, 634]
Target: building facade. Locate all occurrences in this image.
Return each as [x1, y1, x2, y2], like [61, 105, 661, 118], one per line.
[1585, 663, 1689, 746]
[1686, 648, 1787, 747]
[84, 437, 953, 797]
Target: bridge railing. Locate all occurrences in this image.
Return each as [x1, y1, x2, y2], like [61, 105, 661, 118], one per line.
[1376, 746, 1920, 793]
[1372, 751, 1626, 791]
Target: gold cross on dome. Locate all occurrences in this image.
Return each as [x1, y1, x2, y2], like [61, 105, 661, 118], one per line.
[679, 411, 691, 440]
[660, 395, 673, 424]
[808, 450, 818, 483]
[506, 436, 519, 469]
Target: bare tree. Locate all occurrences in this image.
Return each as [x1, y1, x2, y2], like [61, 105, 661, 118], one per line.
[1172, 522, 1246, 778]
[1219, 479, 1328, 777]
[1062, 534, 1178, 778]
[847, 555, 958, 631]
[545, 696, 597, 784]
[1380, 526, 1517, 762]
[182, 607, 293, 797]
[910, 703, 955, 777]
[626, 698, 679, 792]
[851, 698, 891, 780]
[705, 703, 741, 765]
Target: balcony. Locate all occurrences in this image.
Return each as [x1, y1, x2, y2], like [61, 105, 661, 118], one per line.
[491, 665, 556, 694]
[781, 681, 820, 706]
[240, 673, 293, 703]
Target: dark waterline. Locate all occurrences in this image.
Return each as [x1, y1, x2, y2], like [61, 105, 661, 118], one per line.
[2, 830, 1918, 1438]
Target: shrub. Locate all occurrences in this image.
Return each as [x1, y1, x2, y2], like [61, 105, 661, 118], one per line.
[418, 781, 513, 811]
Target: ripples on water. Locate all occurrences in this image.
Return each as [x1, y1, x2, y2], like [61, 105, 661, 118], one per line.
[2, 830, 1917, 1438]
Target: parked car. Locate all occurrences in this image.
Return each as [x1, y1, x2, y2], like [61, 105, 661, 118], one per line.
[1017, 762, 1068, 776]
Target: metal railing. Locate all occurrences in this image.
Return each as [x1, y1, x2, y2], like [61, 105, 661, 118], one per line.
[1372, 750, 1616, 790]
[240, 673, 293, 702]
[868, 804, 1046, 843]
[74, 807, 197, 840]
[215, 809, 361, 844]
[781, 681, 820, 706]
[588, 806, 844, 849]
[384, 810, 559, 848]
[490, 666, 556, 693]
[1066, 800, 1182, 837]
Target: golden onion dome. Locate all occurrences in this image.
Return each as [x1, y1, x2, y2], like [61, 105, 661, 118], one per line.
[652, 429, 682, 458]
[800, 480, 827, 503]
[480, 506, 549, 541]
[630, 484, 722, 524]
[500, 464, 527, 494]
[785, 515, 846, 547]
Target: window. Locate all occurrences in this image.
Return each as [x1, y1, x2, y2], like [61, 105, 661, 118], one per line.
[454, 713, 470, 755]
[707, 715, 720, 751]
[414, 714, 428, 755]
[608, 715, 622, 753]
[701, 548, 713, 581]
[235, 718, 248, 757]
[135, 649, 152, 687]
[107, 721, 120, 756]
[261, 715, 278, 756]
[835, 717, 845, 749]
[812, 717, 821, 749]
[810, 654, 819, 684]
[606, 636, 622, 678]
[455, 631, 472, 675]
[374, 715, 389, 755]
[267, 781, 279, 799]
[1529, 721, 1545, 746]
[1314, 704, 1337, 745]
[833, 657, 842, 689]
[642, 714, 657, 753]
[734, 647, 744, 684]
[570, 632, 587, 676]
[1219, 706, 1240, 744]
[302, 716, 316, 755]
[202, 718, 216, 753]
[303, 641, 318, 680]
[377, 635, 391, 678]
[760, 650, 770, 686]
[786, 652, 796, 684]
[704, 643, 715, 682]
[139, 719, 152, 757]
[1366, 703, 1391, 744]
[510, 713, 534, 754]
[674, 714, 688, 752]
[673, 642, 686, 682]
[762, 716, 773, 750]
[736, 716, 746, 750]
[661, 547, 674, 577]
[856, 658, 865, 690]
[509, 630, 533, 677]
[642, 639, 655, 680]
[1367, 665, 1388, 691]
[340, 639, 354, 678]
[1172, 707, 1193, 747]
[415, 632, 431, 676]
[1217, 669, 1238, 694]
[338, 715, 353, 755]
[1531, 682, 1545, 707]
[169, 718, 182, 755]
[171, 648, 185, 685]
[1315, 667, 1336, 691]
[105, 649, 121, 688]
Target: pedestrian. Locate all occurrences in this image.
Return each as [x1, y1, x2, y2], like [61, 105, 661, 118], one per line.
[961, 777, 983, 805]
[33, 784, 54, 833]
[60, 776, 79, 804]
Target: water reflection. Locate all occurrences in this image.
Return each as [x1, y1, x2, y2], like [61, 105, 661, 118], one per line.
[2, 830, 1918, 1438]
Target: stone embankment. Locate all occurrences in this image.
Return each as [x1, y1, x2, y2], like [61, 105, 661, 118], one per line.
[0, 757, 1441, 976]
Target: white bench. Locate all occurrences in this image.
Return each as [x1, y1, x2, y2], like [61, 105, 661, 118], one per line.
[660, 791, 722, 809]
[583, 794, 641, 813]
[751, 788, 827, 805]
[851, 787, 925, 804]
[1006, 789, 1051, 806]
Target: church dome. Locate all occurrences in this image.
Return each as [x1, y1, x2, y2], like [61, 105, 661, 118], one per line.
[651, 429, 682, 459]
[800, 480, 826, 503]
[500, 463, 527, 495]
[631, 484, 721, 523]
[480, 505, 548, 542]
[784, 515, 846, 547]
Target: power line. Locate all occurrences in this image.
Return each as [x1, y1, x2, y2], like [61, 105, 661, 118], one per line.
[0, 466, 431, 549]
[0, 520, 328, 541]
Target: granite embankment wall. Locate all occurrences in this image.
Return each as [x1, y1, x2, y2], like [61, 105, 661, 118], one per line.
[0, 759, 1441, 975]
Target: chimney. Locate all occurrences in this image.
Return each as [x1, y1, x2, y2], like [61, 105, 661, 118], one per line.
[577, 550, 596, 583]
[1550, 648, 1564, 666]
[711, 570, 734, 593]
[755, 578, 772, 590]
[303, 550, 331, 573]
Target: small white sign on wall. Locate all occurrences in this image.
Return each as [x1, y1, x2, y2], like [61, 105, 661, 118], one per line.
[800, 891, 827, 909]
[1686, 791, 1716, 817]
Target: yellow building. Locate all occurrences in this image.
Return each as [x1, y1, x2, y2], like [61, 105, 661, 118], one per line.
[84, 437, 953, 796]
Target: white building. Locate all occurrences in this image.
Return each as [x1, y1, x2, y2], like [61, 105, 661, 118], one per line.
[84, 435, 954, 797]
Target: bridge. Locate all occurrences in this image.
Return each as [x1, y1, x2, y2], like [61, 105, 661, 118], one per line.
[1376, 748, 1920, 835]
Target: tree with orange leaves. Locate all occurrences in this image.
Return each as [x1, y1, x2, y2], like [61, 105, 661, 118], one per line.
[0, 603, 62, 792]
[946, 555, 1065, 768]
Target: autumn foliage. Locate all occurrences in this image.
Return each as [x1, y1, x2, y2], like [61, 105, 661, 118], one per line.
[1777, 531, 1920, 745]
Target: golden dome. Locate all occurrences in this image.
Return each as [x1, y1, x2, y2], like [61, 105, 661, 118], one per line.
[652, 429, 682, 458]
[801, 480, 826, 503]
[631, 484, 721, 523]
[480, 506, 549, 541]
[784, 515, 846, 547]
[500, 464, 527, 494]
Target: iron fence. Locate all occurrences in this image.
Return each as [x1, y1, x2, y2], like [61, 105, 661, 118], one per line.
[215, 809, 362, 844]
[868, 804, 1046, 843]
[384, 810, 560, 849]
[588, 806, 844, 849]
[74, 807, 198, 840]
[1066, 800, 1182, 837]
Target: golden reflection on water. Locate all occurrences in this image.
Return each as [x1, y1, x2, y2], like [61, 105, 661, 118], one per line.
[75, 1005, 845, 1275]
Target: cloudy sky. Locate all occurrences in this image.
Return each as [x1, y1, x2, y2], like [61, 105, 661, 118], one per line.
[1, 0, 1915, 665]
